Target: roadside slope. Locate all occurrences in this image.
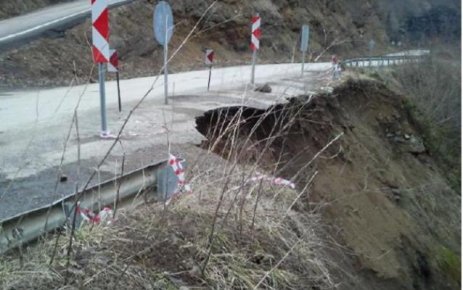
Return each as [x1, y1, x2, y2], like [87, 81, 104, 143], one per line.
[196, 78, 461, 289]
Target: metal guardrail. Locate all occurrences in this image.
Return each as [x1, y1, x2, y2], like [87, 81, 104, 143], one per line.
[0, 160, 166, 254]
[341, 54, 429, 68]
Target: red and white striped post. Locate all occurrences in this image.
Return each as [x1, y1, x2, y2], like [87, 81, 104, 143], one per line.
[91, 0, 111, 137]
[205, 49, 214, 91]
[250, 14, 261, 85]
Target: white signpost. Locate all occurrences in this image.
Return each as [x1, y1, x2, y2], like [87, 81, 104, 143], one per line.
[153, 1, 174, 105]
[300, 24, 310, 76]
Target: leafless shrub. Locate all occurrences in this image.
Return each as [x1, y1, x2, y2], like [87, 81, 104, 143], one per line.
[377, 46, 461, 190]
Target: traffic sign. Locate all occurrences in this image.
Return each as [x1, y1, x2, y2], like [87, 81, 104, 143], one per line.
[251, 15, 261, 51]
[205, 49, 214, 66]
[300, 25, 310, 52]
[91, 0, 110, 63]
[250, 14, 261, 85]
[153, 1, 174, 46]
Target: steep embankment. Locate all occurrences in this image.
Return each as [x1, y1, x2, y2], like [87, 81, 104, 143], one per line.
[0, 0, 459, 88]
[196, 78, 461, 290]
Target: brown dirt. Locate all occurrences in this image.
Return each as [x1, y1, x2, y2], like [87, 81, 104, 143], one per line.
[195, 78, 461, 290]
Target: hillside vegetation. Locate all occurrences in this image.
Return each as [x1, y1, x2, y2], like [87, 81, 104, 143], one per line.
[0, 0, 460, 87]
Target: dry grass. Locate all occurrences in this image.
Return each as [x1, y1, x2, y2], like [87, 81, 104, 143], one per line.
[0, 154, 335, 289]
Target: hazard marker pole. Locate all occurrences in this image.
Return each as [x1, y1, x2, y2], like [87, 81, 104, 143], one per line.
[91, 0, 110, 137]
[205, 49, 214, 91]
[207, 66, 212, 91]
[108, 49, 121, 112]
[250, 14, 261, 85]
[251, 49, 257, 85]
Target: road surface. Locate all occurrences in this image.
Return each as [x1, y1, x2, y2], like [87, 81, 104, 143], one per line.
[0, 0, 132, 47]
[0, 62, 332, 220]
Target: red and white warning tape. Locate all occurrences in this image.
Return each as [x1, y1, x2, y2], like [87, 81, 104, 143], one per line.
[249, 172, 296, 189]
[77, 203, 113, 225]
[169, 154, 192, 195]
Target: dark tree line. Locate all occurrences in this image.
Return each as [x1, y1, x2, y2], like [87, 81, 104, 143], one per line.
[405, 6, 461, 43]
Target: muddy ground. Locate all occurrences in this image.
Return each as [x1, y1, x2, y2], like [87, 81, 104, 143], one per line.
[196, 78, 461, 290]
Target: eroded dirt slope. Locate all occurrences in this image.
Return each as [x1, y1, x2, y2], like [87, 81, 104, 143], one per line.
[196, 78, 461, 290]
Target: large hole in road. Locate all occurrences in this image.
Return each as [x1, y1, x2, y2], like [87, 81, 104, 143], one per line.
[194, 90, 344, 186]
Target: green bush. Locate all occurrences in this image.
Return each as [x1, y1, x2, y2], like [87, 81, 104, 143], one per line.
[437, 246, 461, 284]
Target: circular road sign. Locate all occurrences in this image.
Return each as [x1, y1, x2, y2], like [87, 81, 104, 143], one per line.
[153, 1, 174, 46]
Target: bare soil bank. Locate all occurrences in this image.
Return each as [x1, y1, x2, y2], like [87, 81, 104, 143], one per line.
[196, 78, 461, 290]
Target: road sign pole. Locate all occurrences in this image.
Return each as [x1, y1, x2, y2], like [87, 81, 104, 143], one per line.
[207, 65, 212, 91]
[300, 25, 310, 77]
[251, 49, 257, 85]
[163, 17, 169, 105]
[154, 1, 174, 105]
[92, 0, 110, 137]
[116, 71, 121, 112]
[164, 42, 169, 105]
[301, 50, 306, 77]
[98, 63, 108, 134]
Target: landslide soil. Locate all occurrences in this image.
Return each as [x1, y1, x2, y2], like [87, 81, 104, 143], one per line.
[196, 78, 461, 290]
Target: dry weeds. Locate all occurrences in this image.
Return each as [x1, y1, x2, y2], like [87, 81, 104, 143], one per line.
[0, 152, 336, 289]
